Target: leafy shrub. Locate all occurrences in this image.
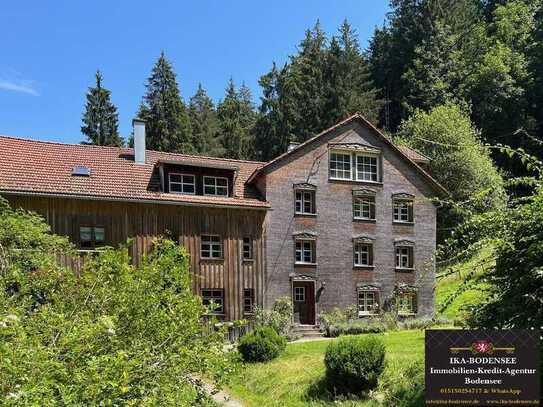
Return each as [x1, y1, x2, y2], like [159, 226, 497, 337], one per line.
[238, 327, 287, 362]
[253, 296, 294, 339]
[327, 319, 385, 337]
[398, 316, 434, 330]
[379, 361, 424, 407]
[324, 335, 386, 395]
[0, 200, 233, 406]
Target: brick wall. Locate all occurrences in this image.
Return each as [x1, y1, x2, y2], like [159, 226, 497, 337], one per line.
[260, 121, 437, 319]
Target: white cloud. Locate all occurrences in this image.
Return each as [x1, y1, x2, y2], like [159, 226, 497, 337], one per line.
[0, 78, 39, 96]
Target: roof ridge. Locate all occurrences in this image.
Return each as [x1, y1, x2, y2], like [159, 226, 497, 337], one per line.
[0, 134, 266, 165]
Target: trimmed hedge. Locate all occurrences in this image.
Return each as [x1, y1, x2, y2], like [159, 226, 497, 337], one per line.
[324, 335, 386, 395]
[238, 327, 287, 362]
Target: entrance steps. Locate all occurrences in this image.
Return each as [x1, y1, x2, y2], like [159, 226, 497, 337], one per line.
[293, 324, 324, 339]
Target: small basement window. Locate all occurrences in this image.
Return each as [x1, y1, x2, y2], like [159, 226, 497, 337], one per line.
[79, 226, 105, 249]
[201, 289, 224, 314]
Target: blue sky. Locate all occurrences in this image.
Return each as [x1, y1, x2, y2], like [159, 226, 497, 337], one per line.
[1, 1, 390, 144]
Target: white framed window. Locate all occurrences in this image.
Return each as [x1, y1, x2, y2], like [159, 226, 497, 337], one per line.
[169, 173, 195, 195]
[353, 196, 376, 220]
[294, 286, 305, 302]
[393, 200, 414, 223]
[295, 240, 316, 264]
[243, 288, 254, 313]
[203, 176, 229, 196]
[395, 246, 414, 269]
[358, 290, 378, 316]
[356, 154, 378, 182]
[295, 190, 315, 215]
[329, 150, 380, 182]
[201, 235, 222, 259]
[354, 242, 373, 267]
[201, 289, 224, 314]
[79, 226, 105, 249]
[329, 152, 352, 179]
[397, 292, 416, 315]
[242, 237, 253, 260]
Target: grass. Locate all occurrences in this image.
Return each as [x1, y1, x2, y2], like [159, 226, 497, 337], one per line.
[227, 330, 424, 406]
[435, 246, 494, 320]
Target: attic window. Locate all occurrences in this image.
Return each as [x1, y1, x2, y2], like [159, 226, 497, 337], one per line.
[72, 166, 91, 177]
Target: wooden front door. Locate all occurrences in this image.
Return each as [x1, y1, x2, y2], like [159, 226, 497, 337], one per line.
[292, 281, 315, 325]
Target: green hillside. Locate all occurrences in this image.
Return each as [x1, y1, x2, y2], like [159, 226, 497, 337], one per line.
[435, 247, 494, 321]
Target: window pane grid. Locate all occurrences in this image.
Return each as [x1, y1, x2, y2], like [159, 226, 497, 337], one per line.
[295, 240, 315, 264]
[294, 287, 305, 302]
[201, 235, 222, 259]
[329, 152, 352, 179]
[169, 173, 195, 194]
[295, 190, 315, 214]
[356, 155, 378, 181]
[202, 289, 224, 314]
[358, 290, 376, 315]
[395, 246, 413, 269]
[243, 237, 253, 260]
[397, 293, 416, 314]
[243, 288, 254, 313]
[203, 176, 229, 196]
[353, 197, 375, 219]
[393, 200, 413, 222]
[354, 243, 372, 266]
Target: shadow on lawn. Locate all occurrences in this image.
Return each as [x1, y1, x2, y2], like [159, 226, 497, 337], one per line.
[304, 376, 371, 404]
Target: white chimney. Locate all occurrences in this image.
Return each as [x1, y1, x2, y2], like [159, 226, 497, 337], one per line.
[133, 118, 146, 164]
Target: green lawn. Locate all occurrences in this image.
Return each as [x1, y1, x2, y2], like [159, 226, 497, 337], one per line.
[227, 330, 424, 406]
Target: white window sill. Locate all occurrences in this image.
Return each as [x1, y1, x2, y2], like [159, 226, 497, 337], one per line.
[294, 262, 317, 267]
[398, 312, 416, 316]
[329, 177, 383, 185]
[393, 221, 414, 225]
[354, 264, 375, 269]
[358, 312, 378, 317]
[169, 191, 196, 196]
[294, 212, 317, 217]
[353, 217, 376, 222]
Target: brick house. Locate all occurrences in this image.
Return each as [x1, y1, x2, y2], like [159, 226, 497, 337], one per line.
[0, 114, 445, 323]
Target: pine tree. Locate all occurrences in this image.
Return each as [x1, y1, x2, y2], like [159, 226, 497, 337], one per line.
[81, 71, 122, 146]
[217, 79, 257, 160]
[323, 20, 383, 127]
[188, 83, 223, 157]
[138, 51, 192, 153]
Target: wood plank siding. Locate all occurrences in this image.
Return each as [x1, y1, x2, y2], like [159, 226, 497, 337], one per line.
[5, 195, 267, 321]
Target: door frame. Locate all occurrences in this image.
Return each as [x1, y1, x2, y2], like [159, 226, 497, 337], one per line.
[291, 279, 316, 325]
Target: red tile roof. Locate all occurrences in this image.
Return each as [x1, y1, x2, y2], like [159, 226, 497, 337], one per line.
[0, 135, 269, 209]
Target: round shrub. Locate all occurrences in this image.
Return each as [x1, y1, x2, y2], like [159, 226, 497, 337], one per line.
[324, 335, 386, 395]
[238, 327, 287, 363]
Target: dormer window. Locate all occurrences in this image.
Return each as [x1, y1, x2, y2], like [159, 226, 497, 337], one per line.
[169, 173, 195, 194]
[329, 152, 352, 179]
[355, 155, 378, 182]
[203, 176, 229, 196]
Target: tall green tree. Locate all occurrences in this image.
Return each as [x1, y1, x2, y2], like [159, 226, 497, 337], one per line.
[217, 79, 257, 160]
[81, 71, 123, 146]
[138, 51, 192, 153]
[255, 20, 382, 161]
[188, 83, 223, 157]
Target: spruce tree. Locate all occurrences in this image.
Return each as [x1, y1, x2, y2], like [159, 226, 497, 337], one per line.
[81, 71, 122, 146]
[217, 79, 257, 160]
[188, 83, 223, 157]
[138, 51, 192, 153]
